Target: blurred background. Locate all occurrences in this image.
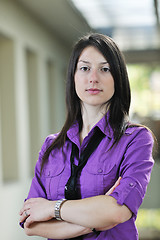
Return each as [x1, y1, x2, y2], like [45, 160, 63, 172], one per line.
[0, 0, 159, 239]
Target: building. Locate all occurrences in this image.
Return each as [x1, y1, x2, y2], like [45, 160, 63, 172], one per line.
[0, 0, 90, 239]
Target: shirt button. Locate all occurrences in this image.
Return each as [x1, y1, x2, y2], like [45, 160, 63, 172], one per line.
[98, 168, 103, 173]
[47, 171, 50, 176]
[129, 182, 134, 187]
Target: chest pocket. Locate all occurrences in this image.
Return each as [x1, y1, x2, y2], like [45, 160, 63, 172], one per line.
[81, 159, 118, 198]
[42, 164, 65, 200]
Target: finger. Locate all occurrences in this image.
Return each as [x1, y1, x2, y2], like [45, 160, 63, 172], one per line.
[19, 201, 31, 215]
[19, 198, 37, 216]
[25, 216, 34, 228]
[114, 176, 122, 187]
[19, 211, 29, 223]
[111, 176, 122, 190]
[19, 209, 30, 223]
[19, 204, 26, 215]
[105, 177, 122, 195]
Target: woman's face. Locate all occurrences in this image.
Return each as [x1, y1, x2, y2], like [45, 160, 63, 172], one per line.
[74, 46, 115, 109]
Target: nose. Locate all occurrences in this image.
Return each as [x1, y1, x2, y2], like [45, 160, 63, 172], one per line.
[89, 69, 99, 83]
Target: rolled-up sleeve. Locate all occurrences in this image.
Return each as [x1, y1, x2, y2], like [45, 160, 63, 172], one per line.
[27, 136, 52, 199]
[20, 135, 55, 228]
[110, 127, 154, 217]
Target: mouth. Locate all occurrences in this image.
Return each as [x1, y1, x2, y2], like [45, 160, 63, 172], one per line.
[86, 88, 102, 95]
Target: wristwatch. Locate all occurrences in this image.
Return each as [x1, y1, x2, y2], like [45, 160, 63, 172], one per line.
[54, 198, 67, 221]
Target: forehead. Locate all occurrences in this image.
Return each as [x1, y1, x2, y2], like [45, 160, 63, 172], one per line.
[78, 46, 107, 63]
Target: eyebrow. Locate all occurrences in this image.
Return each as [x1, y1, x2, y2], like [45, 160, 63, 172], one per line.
[78, 60, 108, 64]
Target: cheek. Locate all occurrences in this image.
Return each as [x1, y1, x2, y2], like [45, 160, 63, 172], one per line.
[74, 74, 84, 96]
[75, 82, 83, 99]
[108, 78, 115, 94]
[74, 77, 79, 94]
[104, 78, 115, 100]
[111, 82, 115, 95]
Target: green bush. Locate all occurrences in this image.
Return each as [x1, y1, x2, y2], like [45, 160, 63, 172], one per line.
[136, 209, 160, 230]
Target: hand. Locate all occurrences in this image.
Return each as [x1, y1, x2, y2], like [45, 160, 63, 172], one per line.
[19, 198, 56, 228]
[105, 177, 122, 196]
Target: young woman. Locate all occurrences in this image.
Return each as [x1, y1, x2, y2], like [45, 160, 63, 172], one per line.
[19, 33, 154, 240]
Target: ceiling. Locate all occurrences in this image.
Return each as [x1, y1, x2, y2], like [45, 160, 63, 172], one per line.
[15, 0, 160, 62]
[71, 0, 158, 28]
[71, 0, 160, 51]
[16, 0, 91, 48]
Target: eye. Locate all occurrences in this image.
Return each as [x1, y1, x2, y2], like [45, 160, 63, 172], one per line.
[80, 66, 90, 72]
[101, 67, 110, 72]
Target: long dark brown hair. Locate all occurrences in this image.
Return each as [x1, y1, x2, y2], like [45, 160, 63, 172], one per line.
[41, 33, 131, 172]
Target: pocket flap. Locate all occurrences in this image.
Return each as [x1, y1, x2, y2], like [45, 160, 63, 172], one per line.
[43, 164, 65, 177]
[86, 160, 116, 175]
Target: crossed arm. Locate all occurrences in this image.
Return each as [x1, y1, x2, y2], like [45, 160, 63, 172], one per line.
[19, 177, 132, 239]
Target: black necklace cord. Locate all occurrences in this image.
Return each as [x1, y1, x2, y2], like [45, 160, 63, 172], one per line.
[65, 128, 105, 200]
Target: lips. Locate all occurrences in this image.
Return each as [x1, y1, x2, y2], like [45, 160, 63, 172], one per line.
[86, 88, 102, 95]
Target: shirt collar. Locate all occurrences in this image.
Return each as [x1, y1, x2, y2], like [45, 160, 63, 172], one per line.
[95, 113, 113, 138]
[67, 111, 136, 143]
[95, 115, 137, 137]
[67, 112, 114, 142]
[125, 124, 140, 135]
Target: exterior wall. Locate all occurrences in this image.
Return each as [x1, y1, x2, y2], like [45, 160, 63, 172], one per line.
[0, 0, 68, 239]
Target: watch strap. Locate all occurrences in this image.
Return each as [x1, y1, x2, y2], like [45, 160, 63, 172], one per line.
[54, 198, 67, 221]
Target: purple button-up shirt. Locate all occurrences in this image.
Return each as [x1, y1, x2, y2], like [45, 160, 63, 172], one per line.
[25, 115, 154, 240]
